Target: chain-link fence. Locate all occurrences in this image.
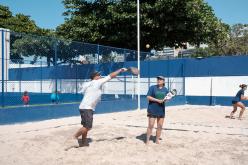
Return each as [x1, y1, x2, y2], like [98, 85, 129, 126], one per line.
[0, 30, 185, 107]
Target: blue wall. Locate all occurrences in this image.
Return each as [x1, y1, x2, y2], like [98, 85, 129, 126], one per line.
[8, 56, 248, 80]
[0, 96, 186, 125]
[0, 93, 146, 106]
[186, 96, 248, 106]
[2, 94, 247, 125]
[2, 56, 248, 124]
[0, 92, 83, 106]
[184, 56, 248, 77]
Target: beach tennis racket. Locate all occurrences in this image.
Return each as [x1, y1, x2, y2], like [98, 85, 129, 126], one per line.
[127, 67, 139, 75]
[164, 89, 177, 101]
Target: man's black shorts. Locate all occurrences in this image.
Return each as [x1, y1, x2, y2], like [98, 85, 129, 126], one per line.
[79, 109, 93, 129]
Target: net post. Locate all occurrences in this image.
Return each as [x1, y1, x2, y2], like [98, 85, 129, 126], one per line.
[137, 0, 141, 111]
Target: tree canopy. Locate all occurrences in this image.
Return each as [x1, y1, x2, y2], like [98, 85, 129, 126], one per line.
[56, 0, 229, 51]
[0, 5, 43, 34]
[192, 24, 248, 57]
[1, 1, 247, 63]
[0, 5, 57, 64]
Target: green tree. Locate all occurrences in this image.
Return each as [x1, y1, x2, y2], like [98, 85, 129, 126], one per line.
[0, 5, 38, 33]
[191, 24, 248, 57]
[56, 0, 228, 51]
[225, 24, 248, 55]
[0, 5, 61, 64]
[206, 24, 248, 56]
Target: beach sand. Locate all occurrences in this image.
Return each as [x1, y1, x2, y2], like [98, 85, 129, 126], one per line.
[0, 105, 248, 165]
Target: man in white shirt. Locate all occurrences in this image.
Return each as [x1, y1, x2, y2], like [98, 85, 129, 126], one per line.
[65, 68, 127, 150]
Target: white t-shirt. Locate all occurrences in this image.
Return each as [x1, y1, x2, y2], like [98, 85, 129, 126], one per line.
[79, 75, 111, 111]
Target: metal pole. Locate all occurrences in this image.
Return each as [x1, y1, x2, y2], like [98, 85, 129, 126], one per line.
[182, 60, 186, 96]
[19, 62, 21, 94]
[5, 40, 8, 93]
[210, 77, 213, 105]
[132, 75, 134, 100]
[123, 49, 127, 95]
[137, 0, 141, 110]
[54, 41, 58, 102]
[1, 30, 4, 107]
[148, 58, 150, 88]
[60, 79, 62, 94]
[76, 64, 78, 94]
[97, 44, 100, 64]
[40, 61, 43, 93]
[167, 58, 170, 90]
[123, 49, 126, 62]
[124, 74, 126, 95]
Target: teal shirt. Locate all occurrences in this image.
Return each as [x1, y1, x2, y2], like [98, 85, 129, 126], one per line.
[147, 85, 168, 116]
[51, 93, 59, 100]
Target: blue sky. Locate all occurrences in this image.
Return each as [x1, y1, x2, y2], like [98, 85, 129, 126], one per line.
[0, 0, 247, 29]
[205, 0, 248, 25]
[0, 0, 65, 29]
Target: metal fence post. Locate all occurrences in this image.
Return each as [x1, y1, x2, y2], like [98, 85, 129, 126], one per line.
[97, 44, 100, 64]
[54, 40, 58, 102]
[123, 48, 127, 95]
[148, 57, 150, 88]
[19, 62, 21, 94]
[76, 64, 78, 95]
[40, 60, 43, 93]
[124, 74, 126, 95]
[1, 30, 4, 107]
[124, 49, 126, 62]
[60, 79, 62, 93]
[183, 59, 186, 96]
[167, 57, 170, 90]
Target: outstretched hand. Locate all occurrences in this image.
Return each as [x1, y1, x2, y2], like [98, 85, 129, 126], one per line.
[120, 68, 128, 72]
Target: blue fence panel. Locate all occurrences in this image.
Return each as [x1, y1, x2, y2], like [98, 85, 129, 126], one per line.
[0, 95, 186, 125]
[186, 96, 248, 106]
[184, 56, 248, 77]
[8, 56, 248, 81]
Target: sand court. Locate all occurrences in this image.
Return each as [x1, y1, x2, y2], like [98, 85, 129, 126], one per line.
[0, 105, 248, 165]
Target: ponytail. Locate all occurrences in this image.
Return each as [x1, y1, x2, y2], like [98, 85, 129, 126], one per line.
[240, 84, 247, 89]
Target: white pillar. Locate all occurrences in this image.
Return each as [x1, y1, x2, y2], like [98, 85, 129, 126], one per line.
[0, 28, 10, 83]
